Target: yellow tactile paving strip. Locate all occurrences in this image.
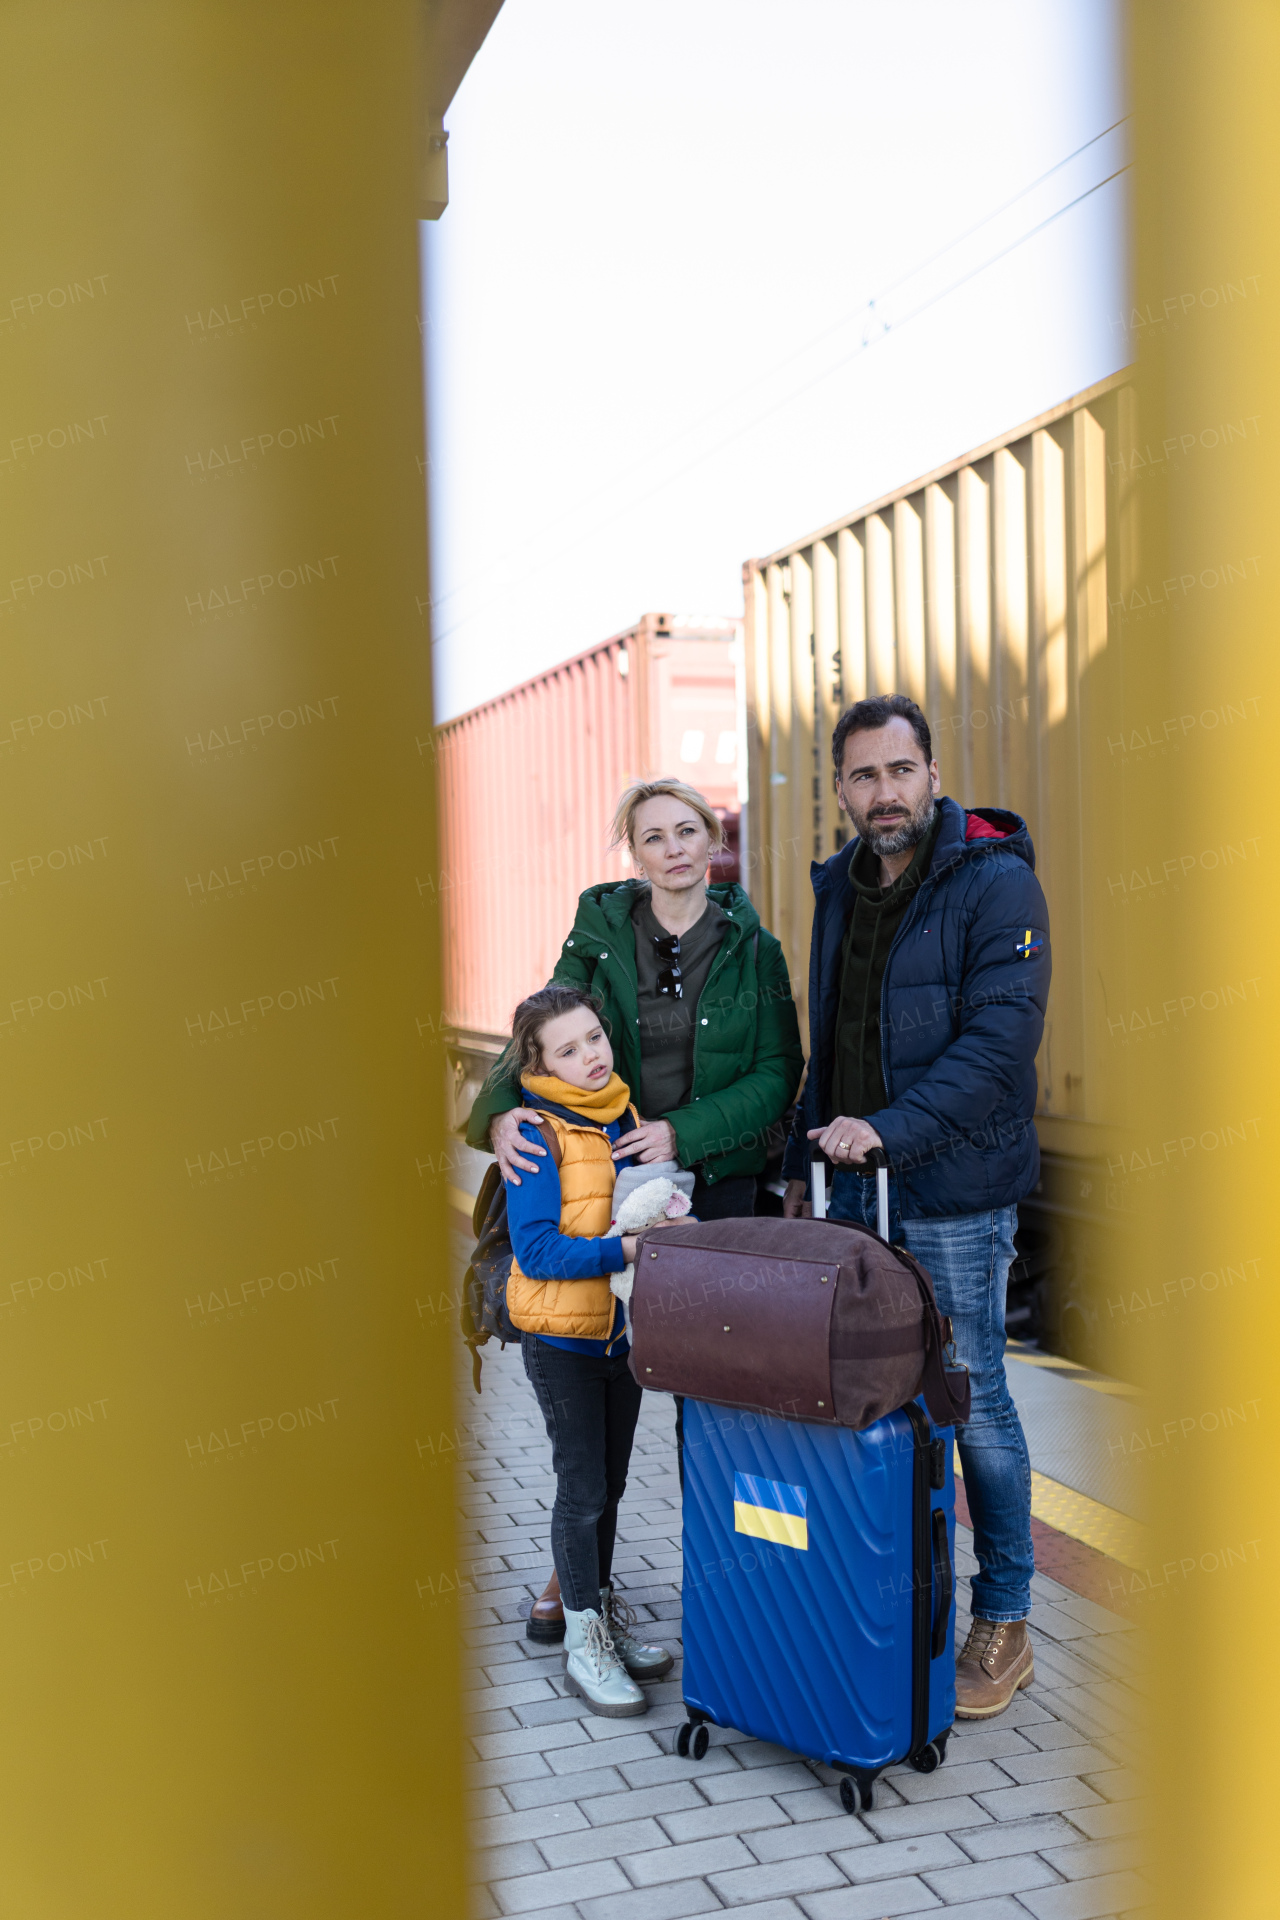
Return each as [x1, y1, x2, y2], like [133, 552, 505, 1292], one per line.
[1027, 1467, 1146, 1569]
[1005, 1341, 1141, 1400]
[954, 1452, 1147, 1571]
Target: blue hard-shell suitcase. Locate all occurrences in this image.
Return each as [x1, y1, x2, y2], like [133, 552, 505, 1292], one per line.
[673, 1153, 957, 1812]
[678, 1395, 955, 1809]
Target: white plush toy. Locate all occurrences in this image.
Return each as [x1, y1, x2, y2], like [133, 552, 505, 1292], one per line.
[609, 1163, 694, 1339]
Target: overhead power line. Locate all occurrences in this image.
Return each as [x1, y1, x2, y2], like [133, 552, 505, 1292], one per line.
[432, 122, 1130, 646]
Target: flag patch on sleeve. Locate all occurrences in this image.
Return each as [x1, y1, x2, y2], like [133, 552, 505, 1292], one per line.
[733, 1472, 808, 1550]
[1015, 929, 1043, 959]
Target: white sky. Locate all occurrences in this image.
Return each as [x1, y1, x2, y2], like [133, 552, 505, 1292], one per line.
[424, 0, 1126, 724]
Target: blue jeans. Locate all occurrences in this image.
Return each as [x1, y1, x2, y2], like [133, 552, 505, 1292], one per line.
[831, 1169, 1035, 1623]
[522, 1334, 643, 1613]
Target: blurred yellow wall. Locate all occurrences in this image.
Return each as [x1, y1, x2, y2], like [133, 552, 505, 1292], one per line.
[1129, 5, 1280, 1912]
[1, 5, 460, 1912]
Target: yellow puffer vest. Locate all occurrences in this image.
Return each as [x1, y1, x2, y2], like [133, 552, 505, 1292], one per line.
[506, 1082, 637, 1342]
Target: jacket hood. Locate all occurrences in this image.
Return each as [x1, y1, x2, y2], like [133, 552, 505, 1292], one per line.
[812, 795, 1036, 901]
[570, 878, 761, 939]
[521, 1086, 640, 1141]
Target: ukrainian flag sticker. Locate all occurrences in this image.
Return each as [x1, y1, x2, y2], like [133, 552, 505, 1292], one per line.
[733, 1473, 809, 1551]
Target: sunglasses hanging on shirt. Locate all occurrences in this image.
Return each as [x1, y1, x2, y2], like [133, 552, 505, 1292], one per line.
[652, 932, 683, 998]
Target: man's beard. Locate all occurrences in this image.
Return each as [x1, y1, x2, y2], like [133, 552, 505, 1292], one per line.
[854, 792, 936, 858]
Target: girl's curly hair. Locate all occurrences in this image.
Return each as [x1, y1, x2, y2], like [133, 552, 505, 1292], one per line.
[510, 983, 605, 1078]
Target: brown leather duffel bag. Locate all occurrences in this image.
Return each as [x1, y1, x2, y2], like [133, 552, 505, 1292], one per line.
[628, 1213, 970, 1432]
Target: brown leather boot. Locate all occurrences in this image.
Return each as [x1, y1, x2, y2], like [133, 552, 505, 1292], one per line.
[525, 1568, 565, 1643]
[954, 1617, 1035, 1719]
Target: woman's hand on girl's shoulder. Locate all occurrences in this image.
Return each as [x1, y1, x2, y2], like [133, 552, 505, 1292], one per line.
[491, 1108, 547, 1185]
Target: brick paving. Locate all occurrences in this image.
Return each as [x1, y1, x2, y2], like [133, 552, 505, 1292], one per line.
[456, 1240, 1149, 1920]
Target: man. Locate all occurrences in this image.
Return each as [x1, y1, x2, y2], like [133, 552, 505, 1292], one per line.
[782, 693, 1050, 1719]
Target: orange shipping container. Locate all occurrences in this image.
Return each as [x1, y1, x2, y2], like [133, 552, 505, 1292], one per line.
[434, 612, 742, 1051]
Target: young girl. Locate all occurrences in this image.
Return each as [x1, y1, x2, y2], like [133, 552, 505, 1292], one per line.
[504, 983, 676, 1718]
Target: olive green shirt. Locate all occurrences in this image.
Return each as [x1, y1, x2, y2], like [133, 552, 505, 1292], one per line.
[631, 894, 727, 1119]
[830, 810, 942, 1119]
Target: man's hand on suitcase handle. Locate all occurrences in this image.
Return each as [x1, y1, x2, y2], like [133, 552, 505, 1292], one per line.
[809, 1117, 883, 1165]
[784, 1120, 885, 1218]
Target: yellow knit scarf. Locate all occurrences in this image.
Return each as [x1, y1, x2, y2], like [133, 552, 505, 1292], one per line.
[520, 1070, 631, 1124]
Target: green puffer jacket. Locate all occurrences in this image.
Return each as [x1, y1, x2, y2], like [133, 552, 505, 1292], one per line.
[466, 881, 804, 1185]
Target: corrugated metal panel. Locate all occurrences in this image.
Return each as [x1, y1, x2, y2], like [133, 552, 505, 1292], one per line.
[742, 371, 1131, 1156]
[435, 614, 741, 1040]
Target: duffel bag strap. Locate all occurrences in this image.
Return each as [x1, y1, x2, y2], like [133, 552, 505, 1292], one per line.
[898, 1254, 972, 1428]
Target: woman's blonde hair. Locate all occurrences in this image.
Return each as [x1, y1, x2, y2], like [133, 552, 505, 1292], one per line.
[609, 777, 725, 858]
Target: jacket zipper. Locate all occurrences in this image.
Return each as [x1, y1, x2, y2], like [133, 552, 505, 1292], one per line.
[873, 831, 1011, 1104]
[874, 874, 936, 1166]
[587, 905, 643, 1092]
[812, 848, 932, 1133]
[814, 821, 998, 1112]
[687, 913, 746, 1108]
[902, 1400, 934, 1761]
[867, 835, 1002, 1209]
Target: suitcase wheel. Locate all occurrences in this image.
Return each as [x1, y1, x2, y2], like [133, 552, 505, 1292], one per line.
[838, 1773, 875, 1814]
[675, 1721, 709, 1760]
[908, 1738, 946, 1774]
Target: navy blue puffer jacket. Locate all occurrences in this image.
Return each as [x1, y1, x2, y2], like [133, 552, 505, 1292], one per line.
[781, 796, 1051, 1216]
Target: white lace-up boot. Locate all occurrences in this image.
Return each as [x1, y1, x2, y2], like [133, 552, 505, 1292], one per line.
[600, 1584, 674, 1680]
[562, 1606, 648, 1717]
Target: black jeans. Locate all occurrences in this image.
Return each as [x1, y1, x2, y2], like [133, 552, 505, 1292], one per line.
[673, 1174, 757, 1490]
[521, 1334, 643, 1613]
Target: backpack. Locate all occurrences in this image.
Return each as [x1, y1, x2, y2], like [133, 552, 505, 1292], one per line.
[460, 1115, 562, 1392]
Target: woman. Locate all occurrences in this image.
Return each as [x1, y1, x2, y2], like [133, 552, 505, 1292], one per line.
[466, 775, 804, 1638]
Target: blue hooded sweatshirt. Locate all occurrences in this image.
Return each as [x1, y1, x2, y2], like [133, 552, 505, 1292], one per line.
[781, 796, 1051, 1217]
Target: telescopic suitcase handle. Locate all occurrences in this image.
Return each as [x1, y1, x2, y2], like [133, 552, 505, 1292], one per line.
[860, 1147, 891, 1242]
[810, 1146, 829, 1221]
[810, 1145, 890, 1240]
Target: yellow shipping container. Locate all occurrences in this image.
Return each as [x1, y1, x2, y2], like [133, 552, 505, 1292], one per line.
[742, 369, 1143, 1354]
[741, 371, 1141, 1144]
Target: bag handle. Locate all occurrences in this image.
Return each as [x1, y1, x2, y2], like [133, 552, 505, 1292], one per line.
[930, 1508, 953, 1658]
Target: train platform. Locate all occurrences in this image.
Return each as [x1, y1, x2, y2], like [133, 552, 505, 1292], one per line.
[450, 1222, 1149, 1920]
